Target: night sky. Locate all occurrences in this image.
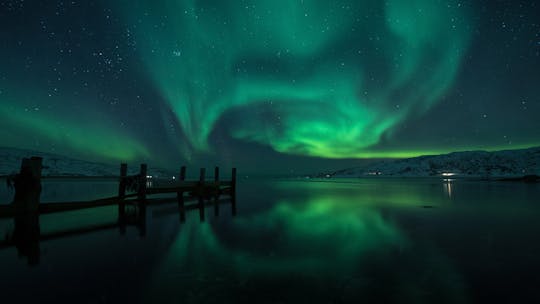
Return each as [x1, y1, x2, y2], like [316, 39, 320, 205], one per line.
[1, 1, 539, 174]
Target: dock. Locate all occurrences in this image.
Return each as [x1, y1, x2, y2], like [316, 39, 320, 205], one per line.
[0, 157, 237, 218]
[0, 157, 237, 265]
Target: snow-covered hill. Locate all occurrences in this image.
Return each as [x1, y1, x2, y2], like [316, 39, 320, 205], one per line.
[0, 147, 171, 177]
[329, 147, 540, 178]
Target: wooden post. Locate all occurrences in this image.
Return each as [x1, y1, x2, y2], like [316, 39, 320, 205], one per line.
[231, 195, 237, 217]
[138, 205, 147, 237]
[138, 164, 147, 203]
[177, 166, 186, 223]
[12, 157, 42, 265]
[199, 168, 206, 184]
[179, 166, 186, 181]
[214, 166, 220, 200]
[13, 213, 40, 265]
[199, 168, 205, 221]
[213, 166, 220, 216]
[199, 167, 206, 196]
[13, 157, 43, 214]
[231, 167, 237, 198]
[179, 208, 186, 223]
[137, 163, 148, 237]
[118, 163, 127, 217]
[199, 203, 205, 222]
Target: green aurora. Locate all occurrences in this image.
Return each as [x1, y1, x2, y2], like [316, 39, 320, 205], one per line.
[0, 87, 150, 162]
[116, 0, 471, 158]
[1, 0, 539, 167]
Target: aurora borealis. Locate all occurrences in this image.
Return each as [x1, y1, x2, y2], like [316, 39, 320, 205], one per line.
[1, 1, 539, 171]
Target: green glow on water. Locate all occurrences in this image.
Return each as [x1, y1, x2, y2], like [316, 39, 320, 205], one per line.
[146, 180, 471, 302]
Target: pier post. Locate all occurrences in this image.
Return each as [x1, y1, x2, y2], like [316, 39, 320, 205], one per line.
[231, 196, 237, 217]
[214, 166, 220, 198]
[177, 166, 186, 223]
[138, 164, 147, 203]
[212, 166, 221, 216]
[118, 163, 127, 217]
[12, 157, 42, 265]
[231, 167, 237, 198]
[199, 203, 205, 222]
[13, 157, 43, 214]
[179, 166, 186, 181]
[138, 206, 147, 237]
[199, 167, 206, 195]
[214, 167, 220, 216]
[13, 213, 40, 265]
[199, 168, 205, 221]
[138, 164, 148, 233]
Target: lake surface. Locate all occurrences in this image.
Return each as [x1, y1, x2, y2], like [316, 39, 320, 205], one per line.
[1, 178, 540, 303]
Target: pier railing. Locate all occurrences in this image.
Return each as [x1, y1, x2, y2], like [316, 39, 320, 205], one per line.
[0, 157, 237, 265]
[0, 157, 237, 218]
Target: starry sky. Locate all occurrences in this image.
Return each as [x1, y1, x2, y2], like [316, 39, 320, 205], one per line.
[1, 1, 539, 174]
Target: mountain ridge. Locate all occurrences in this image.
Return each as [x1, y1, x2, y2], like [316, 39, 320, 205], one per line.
[326, 146, 540, 178]
[0, 147, 172, 177]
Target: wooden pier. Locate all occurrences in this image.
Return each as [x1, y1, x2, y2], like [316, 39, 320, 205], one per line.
[0, 157, 237, 218]
[0, 157, 237, 265]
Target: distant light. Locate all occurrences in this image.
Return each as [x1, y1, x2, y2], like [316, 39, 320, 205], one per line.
[367, 171, 382, 175]
[325, 174, 331, 178]
[146, 175, 153, 179]
[172, 176, 176, 180]
[441, 172, 456, 176]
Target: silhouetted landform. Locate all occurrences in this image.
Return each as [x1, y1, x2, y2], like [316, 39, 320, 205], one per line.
[0, 157, 237, 265]
[498, 174, 540, 183]
[324, 146, 540, 179]
[0, 146, 174, 177]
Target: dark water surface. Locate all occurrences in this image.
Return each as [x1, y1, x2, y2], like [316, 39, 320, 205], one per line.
[1, 178, 540, 303]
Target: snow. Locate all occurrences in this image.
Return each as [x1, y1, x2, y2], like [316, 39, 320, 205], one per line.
[329, 147, 540, 178]
[2, 146, 539, 179]
[0, 147, 172, 177]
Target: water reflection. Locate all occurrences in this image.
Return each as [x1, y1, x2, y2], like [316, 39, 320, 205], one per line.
[9, 213, 40, 265]
[443, 179, 454, 198]
[0, 198, 235, 265]
[2, 178, 539, 303]
[148, 183, 468, 303]
[232, 197, 402, 270]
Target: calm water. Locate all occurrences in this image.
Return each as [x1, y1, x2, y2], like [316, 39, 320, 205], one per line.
[1, 178, 540, 303]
